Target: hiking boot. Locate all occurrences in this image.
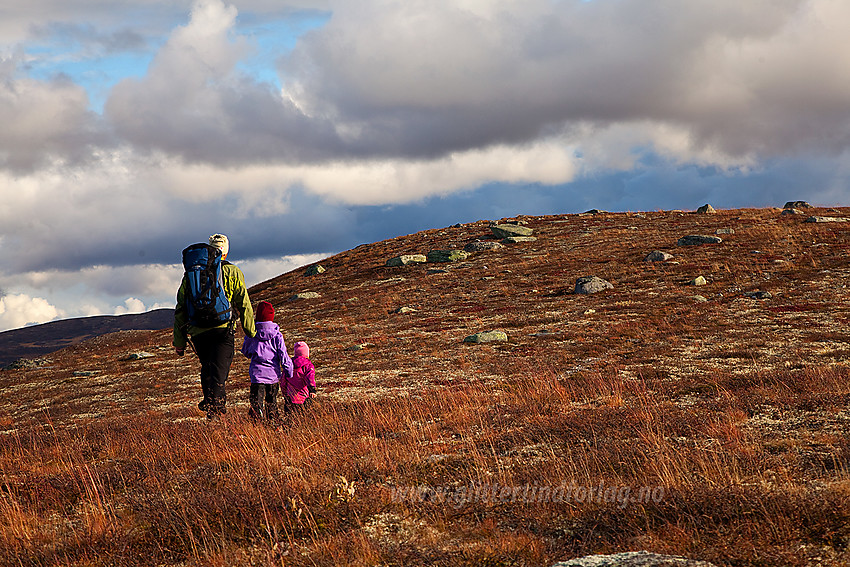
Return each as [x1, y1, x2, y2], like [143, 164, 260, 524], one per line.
[198, 399, 211, 412]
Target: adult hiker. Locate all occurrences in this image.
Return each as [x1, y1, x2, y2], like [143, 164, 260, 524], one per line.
[173, 234, 256, 419]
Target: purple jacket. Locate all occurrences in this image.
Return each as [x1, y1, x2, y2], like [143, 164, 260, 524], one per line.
[240, 321, 293, 384]
[286, 356, 315, 404]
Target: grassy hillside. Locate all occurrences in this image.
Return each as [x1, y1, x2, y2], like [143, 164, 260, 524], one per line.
[1, 207, 850, 566]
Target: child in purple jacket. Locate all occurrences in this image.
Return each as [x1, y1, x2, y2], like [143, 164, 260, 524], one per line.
[285, 341, 316, 413]
[241, 301, 293, 422]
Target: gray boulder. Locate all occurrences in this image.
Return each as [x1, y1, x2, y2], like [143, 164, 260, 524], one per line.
[696, 204, 716, 214]
[502, 236, 538, 243]
[804, 216, 849, 223]
[304, 264, 325, 276]
[552, 550, 716, 567]
[784, 200, 812, 209]
[645, 250, 673, 262]
[386, 254, 427, 267]
[575, 276, 613, 294]
[463, 330, 508, 344]
[677, 235, 722, 246]
[464, 240, 505, 253]
[781, 208, 804, 215]
[491, 224, 534, 238]
[427, 250, 470, 263]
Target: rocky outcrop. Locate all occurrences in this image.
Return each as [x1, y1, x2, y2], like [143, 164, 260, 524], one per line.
[304, 265, 326, 276]
[696, 204, 716, 214]
[784, 200, 812, 209]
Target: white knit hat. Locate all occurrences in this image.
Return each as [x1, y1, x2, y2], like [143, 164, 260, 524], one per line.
[208, 234, 229, 257]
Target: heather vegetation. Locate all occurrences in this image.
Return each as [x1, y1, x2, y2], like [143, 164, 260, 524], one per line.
[2, 207, 850, 566]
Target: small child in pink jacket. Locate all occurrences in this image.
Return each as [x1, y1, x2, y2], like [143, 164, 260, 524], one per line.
[285, 341, 316, 413]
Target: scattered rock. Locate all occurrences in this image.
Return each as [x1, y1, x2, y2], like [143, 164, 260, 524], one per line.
[502, 236, 538, 244]
[552, 550, 717, 567]
[784, 200, 812, 209]
[743, 290, 772, 300]
[73, 370, 100, 377]
[393, 306, 417, 314]
[463, 330, 508, 344]
[494, 219, 529, 226]
[427, 250, 470, 263]
[346, 343, 374, 351]
[696, 204, 716, 214]
[804, 216, 850, 223]
[692, 295, 708, 303]
[583, 309, 596, 315]
[490, 224, 534, 239]
[579, 209, 607, 216]
[781, 208, 804, 215]
[464, 241, 505, 253]
[288, 292, 321, 301]
[304, 264, 326, 276]
[715, 228, 735, 235]
[689, 276, 708, 286]
[529, 329, 561, 337]
[2, 358, 48, 370]
[645, 250, 673, 262]
[127, 352, 155, 360]
[574, 276, 613, 295]
[386, 254, 427, 267]
[677, 235, 723, 246]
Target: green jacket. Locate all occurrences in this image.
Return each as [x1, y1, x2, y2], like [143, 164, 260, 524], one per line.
[173, 262, 256, 350]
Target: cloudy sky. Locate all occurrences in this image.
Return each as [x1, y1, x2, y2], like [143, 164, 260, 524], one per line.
[1, 0, 849, 331]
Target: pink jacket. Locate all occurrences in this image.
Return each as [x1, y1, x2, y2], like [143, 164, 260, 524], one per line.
[286, 355, 315, 404]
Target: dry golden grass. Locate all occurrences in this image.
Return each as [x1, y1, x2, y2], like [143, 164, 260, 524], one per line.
[2, 207, 850, 566]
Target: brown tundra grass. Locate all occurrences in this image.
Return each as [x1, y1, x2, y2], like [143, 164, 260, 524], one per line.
[2, 207, 850, 566]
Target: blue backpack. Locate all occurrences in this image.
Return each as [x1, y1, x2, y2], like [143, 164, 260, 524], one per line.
[181, 243, 233, 328]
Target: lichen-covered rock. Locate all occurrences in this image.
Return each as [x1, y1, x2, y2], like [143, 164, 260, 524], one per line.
[427, 250, 470, 263]
[502, 236, 538, 244]
[288, 291, 321, 301]
[304, 265, 326, 276]
[386, 254, 427, 267]
[463, 330, 508, 344]
[490, 224, 534, 238]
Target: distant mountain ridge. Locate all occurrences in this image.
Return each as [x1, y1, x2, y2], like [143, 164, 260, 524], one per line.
[0, 308, 174, 367]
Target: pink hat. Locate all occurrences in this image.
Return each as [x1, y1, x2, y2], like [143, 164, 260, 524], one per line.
[294, 341, 309, 358]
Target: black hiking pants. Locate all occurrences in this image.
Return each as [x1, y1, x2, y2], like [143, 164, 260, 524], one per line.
[192, 326, 234, 417]
[249, 383, 280, 422]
